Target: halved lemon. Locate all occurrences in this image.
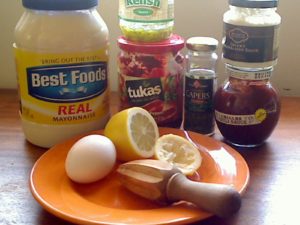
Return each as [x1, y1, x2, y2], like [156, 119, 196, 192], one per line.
[154, 134, 202, 175]
[104, 107, 159, 162]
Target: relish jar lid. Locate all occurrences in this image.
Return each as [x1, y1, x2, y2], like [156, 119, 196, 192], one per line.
[118, 35, 185, 54]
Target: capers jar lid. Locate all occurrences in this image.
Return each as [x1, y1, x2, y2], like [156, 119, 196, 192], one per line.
[186, 37, 218, 52]
[229, 0, 278, 8]
[22, 0, 98, 10]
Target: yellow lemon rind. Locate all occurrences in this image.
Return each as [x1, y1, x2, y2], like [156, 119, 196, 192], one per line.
[104, 107, 159, 162]
[154, 134, 202, 175]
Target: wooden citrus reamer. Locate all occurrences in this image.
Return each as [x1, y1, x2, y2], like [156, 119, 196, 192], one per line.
[117, 159, 241, 218]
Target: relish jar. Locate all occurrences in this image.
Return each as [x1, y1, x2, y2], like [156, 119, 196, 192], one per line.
[118, 35, 184, 127]
[214, 66, 280, 147]
[119, 0, 174, 42]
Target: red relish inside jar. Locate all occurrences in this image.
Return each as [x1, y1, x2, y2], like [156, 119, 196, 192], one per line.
[214, 66, 280, 147]
[118, 35, 185, 127]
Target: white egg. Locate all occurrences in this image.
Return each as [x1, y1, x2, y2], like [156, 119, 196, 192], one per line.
[65, 134, 116, 183]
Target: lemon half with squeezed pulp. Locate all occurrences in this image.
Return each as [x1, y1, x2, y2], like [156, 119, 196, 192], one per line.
[154, 134, 202, 175]
[104, 107, 159, 162]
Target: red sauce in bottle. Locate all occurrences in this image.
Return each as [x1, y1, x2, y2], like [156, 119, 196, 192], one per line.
[118, 35, 184, 128]
[214, 68, 280, 147]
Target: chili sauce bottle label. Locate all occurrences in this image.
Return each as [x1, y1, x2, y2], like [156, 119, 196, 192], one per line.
[125, 78, 164, 106]
[14, 48, 109, 125]
[119, 74, 181, 126]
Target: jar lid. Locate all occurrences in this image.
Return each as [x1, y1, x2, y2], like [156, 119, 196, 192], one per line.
[22, 0, 98, 10]
[229, 0, 278, 8]
[186, 37, 218, 52]
[118, 35, 185, 54]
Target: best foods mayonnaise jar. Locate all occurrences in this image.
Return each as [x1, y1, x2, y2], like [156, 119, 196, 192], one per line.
[14, 0, 110, 148]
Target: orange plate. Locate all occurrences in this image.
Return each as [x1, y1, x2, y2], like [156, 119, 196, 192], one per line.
[30, 128, 250, 225]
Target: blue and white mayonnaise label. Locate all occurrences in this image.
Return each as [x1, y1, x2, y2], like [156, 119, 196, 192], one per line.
[27, 62, 107, 103]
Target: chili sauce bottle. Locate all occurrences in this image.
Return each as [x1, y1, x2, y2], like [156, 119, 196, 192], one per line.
[118, 35, 185, 128]
[214, 66, 280, 147]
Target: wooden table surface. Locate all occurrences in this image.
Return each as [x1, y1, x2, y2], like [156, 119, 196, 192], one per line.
[1, 89, 300, 225]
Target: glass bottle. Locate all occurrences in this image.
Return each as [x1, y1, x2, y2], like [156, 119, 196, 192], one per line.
[119, 0, 174, 42]
[118, 35, 185, 128]
[223, 0, 281, 70]
[183, 37, 219, 135]
[214, 66, 280, 147]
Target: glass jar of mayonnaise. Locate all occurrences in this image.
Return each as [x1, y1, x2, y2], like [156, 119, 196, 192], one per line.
[14, 0, 110, 148]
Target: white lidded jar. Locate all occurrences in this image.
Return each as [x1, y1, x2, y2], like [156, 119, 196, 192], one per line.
[14, 0, 110, 148]
[223, 0, 281, 70]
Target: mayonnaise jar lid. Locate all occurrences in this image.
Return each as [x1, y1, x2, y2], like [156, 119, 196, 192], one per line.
[22, 0, 98, 10]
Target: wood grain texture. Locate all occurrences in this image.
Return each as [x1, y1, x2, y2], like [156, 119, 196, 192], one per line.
[1, 89, 300, 225]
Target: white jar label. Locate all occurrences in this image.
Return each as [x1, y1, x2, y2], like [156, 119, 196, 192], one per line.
[215, 109, 267, 126]
[119, 0, 174, 23]
[223, 23, 280, 63]
[227, 69, 272, 80]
